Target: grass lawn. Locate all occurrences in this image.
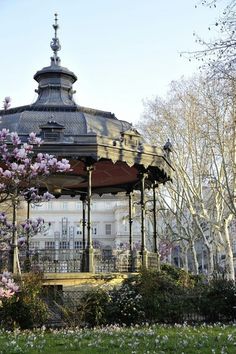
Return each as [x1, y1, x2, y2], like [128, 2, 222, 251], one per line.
[0, 323, 236, 353]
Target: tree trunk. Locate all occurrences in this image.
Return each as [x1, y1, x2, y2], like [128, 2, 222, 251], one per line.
[182, 245, 189, 272]
[190, 240, 199, 275]
[223, 218, 235, 281]
[12, 202, 21, 275]
[204, 243, 214, 276]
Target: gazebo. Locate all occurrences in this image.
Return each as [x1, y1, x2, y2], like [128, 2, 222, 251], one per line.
[0, 15, 173, 273]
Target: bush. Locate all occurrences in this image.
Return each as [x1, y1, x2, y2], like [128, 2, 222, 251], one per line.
[0, 272, 49, 329]
[107, 282, 145, 325]
[67, 281, 145, 327]
[25, 265, 236, 328]
[161, 264, 202, 288]
[198, 278, 236, 322]
[138, 269, 183, 322]
[74, 267, 205, 326]
[77, 288, 110, 327]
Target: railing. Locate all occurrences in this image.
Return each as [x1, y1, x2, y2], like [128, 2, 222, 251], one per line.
[44, 290, 219, 326]
[94, 250, 138, 273]
[24, 249, 84, 273]
[148, 252, 159, 269]
[0, 249, 159, 273]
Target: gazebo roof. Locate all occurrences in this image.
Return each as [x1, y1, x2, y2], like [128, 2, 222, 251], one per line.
[0, 14, 173, 195]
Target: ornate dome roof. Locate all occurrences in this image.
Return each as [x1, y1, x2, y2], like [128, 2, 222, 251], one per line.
[0, 14, 173, 195]
[0, 14, 132, 141]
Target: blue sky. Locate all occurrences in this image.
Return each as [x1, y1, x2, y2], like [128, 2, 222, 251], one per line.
[0, 0, 223, 124]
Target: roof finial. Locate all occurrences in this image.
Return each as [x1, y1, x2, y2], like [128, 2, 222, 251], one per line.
[50, 13, 61, 66]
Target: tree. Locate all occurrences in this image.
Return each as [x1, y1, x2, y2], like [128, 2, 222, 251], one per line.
[0, 129, 71, 274]
[186, 1, 236, 78]
[139, 74, 236, 280]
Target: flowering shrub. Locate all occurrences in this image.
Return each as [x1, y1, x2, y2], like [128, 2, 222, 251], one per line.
[0, 129, 71, 272]
[0, 129, 70, 205]
[0, 271, 19, 300]
[107, 282, 145, 325]
[72, 283, 145, 328]
[0, 272, 49, 329]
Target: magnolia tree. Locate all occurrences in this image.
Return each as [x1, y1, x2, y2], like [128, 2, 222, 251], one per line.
[0, 129, 71, 274]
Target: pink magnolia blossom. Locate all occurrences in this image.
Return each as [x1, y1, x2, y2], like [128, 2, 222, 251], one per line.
[10, 132, 21, 145]
[0, 129, 71, 254]
[10, 162, 18, 171]
[0, 129, 9, 142]
[28, 132, 42, 145]
[14, 148, 28, 160]
[3, 170, 12, 178]
[43, 191, 54, 201]
[0, 272, 19, 299]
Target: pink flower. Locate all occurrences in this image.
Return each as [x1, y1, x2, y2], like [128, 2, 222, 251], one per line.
[2, 289, 14, 298]
[3, 170, 12, 178]
[43, 191, 54, 201]
[0, 272, 19, 299]
[10, 132, 21, 145]
[0, 129, 9, 141]
[10, 162, 18, 170]
[28, 132, 42, 145]
[0, 287, 5, 297]
[15, 148, 27, 159]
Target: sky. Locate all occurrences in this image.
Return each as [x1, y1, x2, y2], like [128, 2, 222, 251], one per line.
[0, 0, 225, 125]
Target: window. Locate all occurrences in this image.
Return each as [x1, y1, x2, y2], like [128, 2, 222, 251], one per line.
[44, 131, 62, 141]
[75, 202, 82, 210]
[62, 217, 68, 237]
[75, 224, 82, 235]
[45, 241, 55, 249]
[47, 202, 53, 210]
[69, 226, 74, 238]
[30, 241, 40, 250]
[233, 239, 236, 253]
[62, 202, 68, 210]
[54, 231, 60, 240]
[59, 241, 70, 249]
[91, 202, 96, 211]
[105, 224, 112, 235]
[74, 241, 82, 249]
[92, 223, 98, 235]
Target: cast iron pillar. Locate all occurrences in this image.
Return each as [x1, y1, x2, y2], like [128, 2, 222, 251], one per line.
[25, 199, 31, 271]
[128, 192, 133, 252]
[140, 172, 148, 268]
[153, 183, 157, 253]
[81, 195, 86, 251]
[127, 191, 134, 272]
[86, 165, 94, 272]
[153, 183, 160, 271]
[80, 194, 87, 272]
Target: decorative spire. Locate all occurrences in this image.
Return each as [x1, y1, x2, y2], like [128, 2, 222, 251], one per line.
[50, 13, 61, 65]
